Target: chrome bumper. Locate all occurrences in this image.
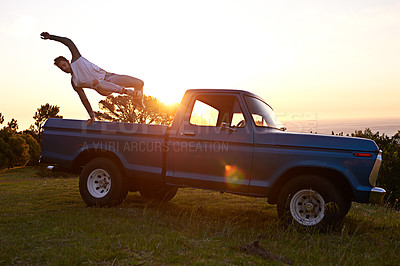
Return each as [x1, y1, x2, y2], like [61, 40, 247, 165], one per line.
[369, 150, 382, 187]
[369, 187, 386, 204]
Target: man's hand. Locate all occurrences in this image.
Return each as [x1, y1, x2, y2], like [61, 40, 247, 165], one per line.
[86, 117, 95, 126]
[40, 32, 50, 40]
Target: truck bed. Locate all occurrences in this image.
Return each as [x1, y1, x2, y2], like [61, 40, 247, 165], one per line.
[42, 118, 168, 179]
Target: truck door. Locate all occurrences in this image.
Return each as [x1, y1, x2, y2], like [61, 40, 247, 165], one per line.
[166, 93, 254, 193]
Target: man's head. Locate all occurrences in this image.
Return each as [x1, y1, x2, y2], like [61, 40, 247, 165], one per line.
[54, 56, 72, 73]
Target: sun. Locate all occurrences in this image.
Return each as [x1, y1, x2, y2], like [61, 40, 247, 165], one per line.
[145, 83, 185, 105]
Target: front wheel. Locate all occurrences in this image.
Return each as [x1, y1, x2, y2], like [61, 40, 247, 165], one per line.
[79, 158, 127, 207]
[277, 175, 349, 231]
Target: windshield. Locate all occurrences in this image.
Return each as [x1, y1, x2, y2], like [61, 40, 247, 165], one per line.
[244, 96, 284, 129]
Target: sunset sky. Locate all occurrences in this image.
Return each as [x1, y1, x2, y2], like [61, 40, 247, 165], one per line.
[1, 0, 399, 130]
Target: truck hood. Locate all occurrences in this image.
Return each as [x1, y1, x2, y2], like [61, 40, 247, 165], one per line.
[255, 129, 379, 152]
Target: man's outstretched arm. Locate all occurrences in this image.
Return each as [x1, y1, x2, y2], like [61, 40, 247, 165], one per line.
[40, 32, 81, 62]
[72, 82, 96, 126]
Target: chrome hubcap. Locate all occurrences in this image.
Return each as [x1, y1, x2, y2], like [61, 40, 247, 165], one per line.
[290, 189, 325, 226]
[305, 202, 314, 211]
[87, 169, 111, 198]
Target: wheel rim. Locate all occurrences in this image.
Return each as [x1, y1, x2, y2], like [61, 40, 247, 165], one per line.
[290, 189, 325, 226]
[87, 169, 111, 198]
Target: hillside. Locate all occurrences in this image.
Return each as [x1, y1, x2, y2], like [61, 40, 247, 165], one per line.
[0, 167, 399, 264]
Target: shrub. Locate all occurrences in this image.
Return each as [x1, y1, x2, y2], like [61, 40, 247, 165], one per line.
[21, 134, 41, 166]
[0, 127, 37, 170]
[7, 135, 30, 168]
[0, 138, 11, 169]
[351, 129, 400, 204]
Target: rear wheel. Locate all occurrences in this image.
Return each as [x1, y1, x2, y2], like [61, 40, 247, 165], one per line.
[79, 158, 127, 207]
[277, 175, 349, 231]
[139, 184, 178, 202]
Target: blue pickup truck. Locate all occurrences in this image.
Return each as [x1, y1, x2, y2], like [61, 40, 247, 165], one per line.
[41, 89, 385, 230]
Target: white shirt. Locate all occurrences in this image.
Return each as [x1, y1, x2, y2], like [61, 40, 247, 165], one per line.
[71, 57, 107, 88]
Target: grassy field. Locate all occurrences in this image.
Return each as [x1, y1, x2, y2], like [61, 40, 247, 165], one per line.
[0, 167, 399, 265]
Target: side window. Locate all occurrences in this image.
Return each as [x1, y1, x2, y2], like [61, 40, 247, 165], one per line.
[189, 100, 219, 126]
[244, 96, 282, 128]
[230, 100, 246, 128]
[231, 113, 245, 127]
[252, 114, 268, 127]
[188, 94, 247, 128]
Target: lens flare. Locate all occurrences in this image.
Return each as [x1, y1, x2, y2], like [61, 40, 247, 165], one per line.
[224, 164, 245, 188]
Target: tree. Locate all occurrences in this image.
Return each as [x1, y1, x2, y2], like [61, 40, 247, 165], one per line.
[0, 113, 4, 124]
[22, 134, 41, 166]
[33, 104, 62, 142]
[0, 137, 10, 169]
[95, 95, 178, 125]
[22, 125, 37, 139]
[0, 127, 30, 169]
[7, 118, 18, 131]
[351, 128, 400, 205]
[8, 135, 30, 167]
[0, 116, 41, 170]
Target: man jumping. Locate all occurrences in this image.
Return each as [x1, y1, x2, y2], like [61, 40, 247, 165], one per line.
[40, 32, 145, 126]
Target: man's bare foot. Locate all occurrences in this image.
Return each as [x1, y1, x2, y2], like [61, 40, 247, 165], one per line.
[123, 89, 140, 97]
[122, 89, 145, 108]
[132, 90, 146, 109]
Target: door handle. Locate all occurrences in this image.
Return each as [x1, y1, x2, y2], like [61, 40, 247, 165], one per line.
[181, 131, 196, 136]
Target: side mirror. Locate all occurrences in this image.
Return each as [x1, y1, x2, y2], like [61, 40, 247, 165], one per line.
[220, 122, 236, 132]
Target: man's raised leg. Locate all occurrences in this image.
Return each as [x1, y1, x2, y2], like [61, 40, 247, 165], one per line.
[106, 74, 145, 108]
[106, 74, 144, 91]
[92, 80, 124, 96]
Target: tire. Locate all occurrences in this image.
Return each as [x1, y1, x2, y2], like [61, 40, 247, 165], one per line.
[139, 184, 178, 202]
[277, 175, 348, 231]
[341, 199, 352, 218]
[79, 157, 127, 207]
